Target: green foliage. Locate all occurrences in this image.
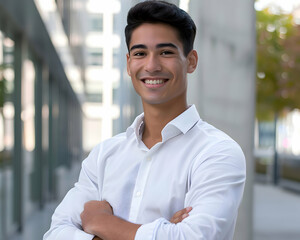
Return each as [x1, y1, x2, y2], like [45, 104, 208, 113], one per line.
[0, 64, 7, 108]
[256, 8, 300, 120]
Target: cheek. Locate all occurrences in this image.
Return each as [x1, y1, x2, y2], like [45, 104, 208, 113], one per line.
[127, 62, 139, 77]
[131, 79, 141, 96]
[174, 62, 187, 79]
[169, 59, 186, 71]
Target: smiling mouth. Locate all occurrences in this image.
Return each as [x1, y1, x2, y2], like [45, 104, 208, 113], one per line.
[141, 78, 169, 85]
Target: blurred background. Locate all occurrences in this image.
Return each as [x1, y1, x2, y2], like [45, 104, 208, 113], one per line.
[0, 0, 299, 239]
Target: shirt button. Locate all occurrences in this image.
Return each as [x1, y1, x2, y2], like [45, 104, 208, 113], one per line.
[136, 191, 141, 197]
[147, 157, 151, 161]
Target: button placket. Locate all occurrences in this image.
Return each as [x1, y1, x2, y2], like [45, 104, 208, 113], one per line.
[128, 154, 153, 222]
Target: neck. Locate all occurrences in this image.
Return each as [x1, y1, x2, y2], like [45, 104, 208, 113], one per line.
[141, 100, 188, 149]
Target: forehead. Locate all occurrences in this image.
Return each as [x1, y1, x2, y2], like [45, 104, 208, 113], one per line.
[130, 23, 183, 49]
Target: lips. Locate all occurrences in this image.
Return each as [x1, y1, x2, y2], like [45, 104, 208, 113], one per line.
[141, 77, 169, 83]
[141, 78, 169, 88]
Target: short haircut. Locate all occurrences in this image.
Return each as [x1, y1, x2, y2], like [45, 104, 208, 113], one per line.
[125, 0, 196, 56]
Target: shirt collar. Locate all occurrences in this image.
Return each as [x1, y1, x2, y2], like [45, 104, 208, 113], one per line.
[126, 105, 201, 141]
[126, 112, 145, 140]
[165, 105, 200, 135]
[160, 105, 200, 142]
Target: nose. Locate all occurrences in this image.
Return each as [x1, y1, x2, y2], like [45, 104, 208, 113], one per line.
[144, 54, 162, 73]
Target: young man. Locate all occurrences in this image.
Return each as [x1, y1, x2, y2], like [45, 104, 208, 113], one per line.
[44, 1, 246, 240]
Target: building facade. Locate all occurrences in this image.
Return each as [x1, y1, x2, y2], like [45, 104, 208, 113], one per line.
[0, 0, 83, 238]
[0, 0, 255, 239]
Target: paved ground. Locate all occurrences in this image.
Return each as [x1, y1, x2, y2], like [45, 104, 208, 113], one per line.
[9, 202, 57, 240]
[8, 183, 300, 240]
[253, 183, 300, 240]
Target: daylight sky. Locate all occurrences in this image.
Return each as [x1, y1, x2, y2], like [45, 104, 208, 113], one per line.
[255, 0, 300, 13]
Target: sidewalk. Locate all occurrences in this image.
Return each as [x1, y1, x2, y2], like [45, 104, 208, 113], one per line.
[253, 183, 300, 240]
[9, 202, 57, 240]
[8, 183, 300, 240]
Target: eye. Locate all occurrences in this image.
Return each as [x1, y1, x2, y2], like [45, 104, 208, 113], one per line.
[161, 50, 174, 56]
[132, 51, 146, 57]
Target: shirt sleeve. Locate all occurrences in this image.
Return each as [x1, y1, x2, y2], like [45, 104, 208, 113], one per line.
[43, 144, 103, 240]
[135, 141, 246, 240]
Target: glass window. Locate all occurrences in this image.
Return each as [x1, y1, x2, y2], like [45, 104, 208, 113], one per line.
[87, 48, 103, 66]
[113, 48, 120, 69]
[83, 117, 102, 152]
[0, 30, 16, 239]
[90, 14, 103, 32]
[113, 13, 119, 34]
[86, 92, 102, 102]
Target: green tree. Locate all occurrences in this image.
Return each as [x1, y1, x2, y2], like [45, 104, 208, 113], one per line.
[282, 23, 300, 110]
[0, 63, 6, 108]
[0, 63, 6, 166]
[256, 8, 300, 121]
[256, 8, 300, 184]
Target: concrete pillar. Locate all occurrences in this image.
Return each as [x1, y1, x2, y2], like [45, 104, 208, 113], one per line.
[187, 1, 256, 239]
[117, 0, 144, 133]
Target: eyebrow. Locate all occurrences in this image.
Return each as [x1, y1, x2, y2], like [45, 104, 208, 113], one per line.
[129, 42, 178, 52]
[130, 44, 147, 52]
[156, 43, 178, 49]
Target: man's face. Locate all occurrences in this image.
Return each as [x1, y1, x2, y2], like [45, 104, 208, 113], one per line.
[126, 23, 197, 107]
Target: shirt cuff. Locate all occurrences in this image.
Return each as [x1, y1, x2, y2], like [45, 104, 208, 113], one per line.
[135, 218, 168, 240]
[56, 226, 94, 240]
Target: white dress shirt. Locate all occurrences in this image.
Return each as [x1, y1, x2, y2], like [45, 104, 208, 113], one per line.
[44, 105, 246, 240]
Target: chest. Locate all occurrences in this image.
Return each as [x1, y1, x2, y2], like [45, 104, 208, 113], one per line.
[100, 142, 199, 222]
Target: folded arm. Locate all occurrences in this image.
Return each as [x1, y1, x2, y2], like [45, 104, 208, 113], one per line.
[81, 201, 192, 240]
[82, 142, 246, 240]
[45, 141, 245, 240]
[134, 143, 246, 240]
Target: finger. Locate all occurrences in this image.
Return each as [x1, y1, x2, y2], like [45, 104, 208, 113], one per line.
[170, 207, 192, 223]
[172, 208, 187, 219]
[171, 216, 184, 224]
[171, 213, 189, 223]
[101, 200, 114, 214]
[172, 207, 192, 219]
[170, 213, 182, 223]
[185, 206, 193, 214]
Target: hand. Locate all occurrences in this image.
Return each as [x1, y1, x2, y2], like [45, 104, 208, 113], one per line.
[81, 200, 140, 240]
[81, 200, 113, 235]
[170, 207, 192, 224]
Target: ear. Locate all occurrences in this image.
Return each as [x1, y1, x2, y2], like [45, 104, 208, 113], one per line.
[126, 53, 131, 76]
[187, 50, 198, 73]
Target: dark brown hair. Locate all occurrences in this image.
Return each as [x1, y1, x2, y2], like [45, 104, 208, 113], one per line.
[125, 0, 196, 56]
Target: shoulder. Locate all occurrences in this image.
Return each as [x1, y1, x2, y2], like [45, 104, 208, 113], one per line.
[193, 120, 240, 148]
[193, 120, 232, 141]
[86, 132, 127, 161]
[191, 120, 245, 169]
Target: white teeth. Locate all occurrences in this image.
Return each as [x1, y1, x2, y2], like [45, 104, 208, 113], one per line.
[144, 79, 164, 85]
